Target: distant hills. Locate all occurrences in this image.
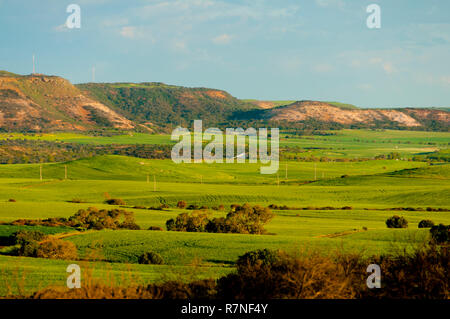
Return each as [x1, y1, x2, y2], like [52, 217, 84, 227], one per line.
[257, 101, 449, 130]
[0, 71, 448, 132]
[76, 82, 255, 131]
[0, 71, 133, 131]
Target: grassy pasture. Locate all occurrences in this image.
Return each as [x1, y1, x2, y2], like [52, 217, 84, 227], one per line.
[0, 155, 430, 183]
[0, 129, 448, 297]
[1, 129, 448, 159]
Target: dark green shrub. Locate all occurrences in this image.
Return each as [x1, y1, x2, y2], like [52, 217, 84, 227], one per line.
[36, 239, 78, 260]
[12, 230, 47, 257]
[430, 224, 449, 244]
[386, 215, 408, 228]
[138, 251, 164, 265]
[105, 198, 126, 205]
[236, 249, 279, 268]
[12, 230, 46, 245]
[166, 212, 210, 232]
[69, 198, 85, 203]
[418, 220, 434, 228]
[148, 226, 163, 231]
[18, 240, 40, 257]
[167, 204, 274, 235]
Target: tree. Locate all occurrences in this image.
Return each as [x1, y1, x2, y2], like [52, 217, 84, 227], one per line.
[386, 215, 408, 228]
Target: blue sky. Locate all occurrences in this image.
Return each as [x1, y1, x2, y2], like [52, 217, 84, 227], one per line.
[0, 0, 449, 108]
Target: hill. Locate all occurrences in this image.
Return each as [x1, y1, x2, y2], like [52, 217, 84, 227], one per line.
[76, 82, 255, 131]
[0, 71, 133, 132]
[1, 70, 448, 132]
[260, 101, 449, 130]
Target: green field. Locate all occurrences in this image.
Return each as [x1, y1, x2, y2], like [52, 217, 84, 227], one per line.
[0, 129, 449, 297]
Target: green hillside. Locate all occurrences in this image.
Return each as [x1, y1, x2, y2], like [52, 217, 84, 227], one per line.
[77, 82, 256, 129]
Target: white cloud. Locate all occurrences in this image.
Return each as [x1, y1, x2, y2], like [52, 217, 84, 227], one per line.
[171, 39, 188, 52]
[382, 62, 395, 75]
[120, 26, 137, 38]
[212, 34, 233, 45]
[53, 23, 70, 32]
[369, 57, 396, 75]
[133, 0, 299, 23]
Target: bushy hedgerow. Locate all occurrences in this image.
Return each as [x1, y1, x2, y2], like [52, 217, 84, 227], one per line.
[69, 207, 140, 230]
[217, 245, 450, 299]
[12, 230, 47, 257]
[166, 212, 210, 232]
[166, 204, 274, 234]
[36, 238, 78, 260]
[7, 208, 140, 230]
[11, 231, 77, 260]
[418, 220, 434, 228]
[12, 230, 46, 244]
[386, 215, 408, 228]
[26, 245, 450, 299]
[138, 251, 164, 265]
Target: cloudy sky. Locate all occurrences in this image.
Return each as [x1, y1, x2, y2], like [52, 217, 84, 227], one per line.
[0, 0, 449, 108]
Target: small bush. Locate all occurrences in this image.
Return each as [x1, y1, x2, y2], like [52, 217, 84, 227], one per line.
[177, 201, 187, 209]
[69, 198, 85, 203]
[236, 249, 279, 268]
[36, 239, 78, 260]
[148, 226, 163, 231]
[138, 251, 164, 265]
[430, 224, 449, 244]
[386, 215, 408, 228]
[105, 198, 126, 205]
[166, 212, 210, 232]
[12, 230, 46, 245]
[418, 220, 434, 228]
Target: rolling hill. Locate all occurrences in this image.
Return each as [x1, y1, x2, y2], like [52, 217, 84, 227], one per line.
[0, 70, 448, 132]
[76, 82, 255, 130]
[261, 101, 450, 130]
[0, 71, 133, 131]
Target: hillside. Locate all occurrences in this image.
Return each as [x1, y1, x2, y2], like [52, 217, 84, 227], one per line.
[0, 71, 448, 132]
[76, 82, 255, 130]
[0, 72, 133, 132]
[261, 101, 449, 130]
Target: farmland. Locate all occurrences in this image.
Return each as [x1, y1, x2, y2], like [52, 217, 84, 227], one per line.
[0, 129, 449, 297]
